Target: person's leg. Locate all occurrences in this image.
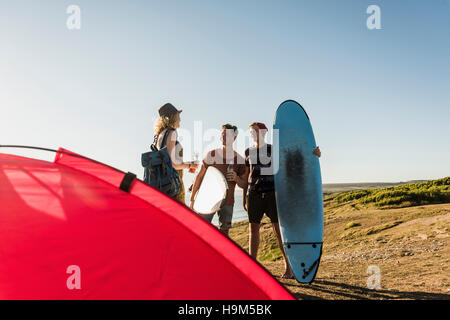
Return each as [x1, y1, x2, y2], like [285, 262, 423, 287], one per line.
[266, 191, 294, 279]
[247, 191, 264, 259]
[272, 222, 294, 279]
[217, 205, 233, 237]
[199, 213, 214, 224]
[249, 223, 261, 259]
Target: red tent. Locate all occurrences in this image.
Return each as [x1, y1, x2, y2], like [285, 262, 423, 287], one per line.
[0, 147, 294, 300]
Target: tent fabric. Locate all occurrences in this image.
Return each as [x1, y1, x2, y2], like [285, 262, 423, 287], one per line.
[0, 148, 294, 300]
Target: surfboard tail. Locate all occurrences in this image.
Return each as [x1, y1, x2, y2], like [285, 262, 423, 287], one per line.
[284, 242, 323, 283]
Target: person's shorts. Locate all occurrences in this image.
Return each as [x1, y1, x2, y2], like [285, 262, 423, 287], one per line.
[199, 205, 234, 231]
[247, 190, 279, 224]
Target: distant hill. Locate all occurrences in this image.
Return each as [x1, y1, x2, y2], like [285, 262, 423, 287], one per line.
[329, 177, 450, 208]
[323, 180, 427, 194]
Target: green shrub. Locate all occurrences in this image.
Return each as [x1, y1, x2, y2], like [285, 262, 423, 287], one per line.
[334, 177, 450, 208]
[345, 221, 361, 229]
[336, 190, 372, 203]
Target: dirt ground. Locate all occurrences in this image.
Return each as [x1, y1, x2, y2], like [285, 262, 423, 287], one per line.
[229, 202, 450, 300]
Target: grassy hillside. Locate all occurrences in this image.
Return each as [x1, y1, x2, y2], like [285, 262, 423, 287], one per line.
[331, 177, 450, 208]
[229, 178, 450, 299]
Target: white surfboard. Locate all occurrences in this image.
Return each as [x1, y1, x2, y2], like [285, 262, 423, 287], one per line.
[193, 166, 228, 214]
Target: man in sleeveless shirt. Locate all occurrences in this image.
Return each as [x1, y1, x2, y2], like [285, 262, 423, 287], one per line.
[243, 122, 321, 278]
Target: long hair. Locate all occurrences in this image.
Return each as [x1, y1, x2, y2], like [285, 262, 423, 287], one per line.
[154, 113, 180, 136]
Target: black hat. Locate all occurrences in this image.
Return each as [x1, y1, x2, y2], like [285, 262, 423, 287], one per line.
[158, 103, 182, 117]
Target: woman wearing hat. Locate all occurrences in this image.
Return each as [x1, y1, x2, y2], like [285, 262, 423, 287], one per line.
[153, 103, 198, 204]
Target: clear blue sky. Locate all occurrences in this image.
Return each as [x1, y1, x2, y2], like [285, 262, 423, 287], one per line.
[1, 0, 449, 183]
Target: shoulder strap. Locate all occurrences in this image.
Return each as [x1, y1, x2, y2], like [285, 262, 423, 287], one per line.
[265, 144, 272, 159]
[151, 135, 159, 151]
[161, 128, 175, 148]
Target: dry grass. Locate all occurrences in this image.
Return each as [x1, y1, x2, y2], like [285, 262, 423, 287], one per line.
[228, 198, 450, 300]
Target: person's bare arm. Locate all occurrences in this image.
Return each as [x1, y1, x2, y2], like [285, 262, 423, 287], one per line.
[189, 163, 207, 209]
[237, 166, 249, 189]
[165, 131, 198, 170]
[226, 166, 248, 189]
[243, 152, 250, 211]
[242, 185, 248, 212]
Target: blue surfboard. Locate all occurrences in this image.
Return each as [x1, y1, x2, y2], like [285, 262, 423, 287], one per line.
[273, 100, 323, 283]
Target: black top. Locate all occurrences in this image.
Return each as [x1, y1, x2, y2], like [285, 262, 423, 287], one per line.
[245, 144, 275, 193]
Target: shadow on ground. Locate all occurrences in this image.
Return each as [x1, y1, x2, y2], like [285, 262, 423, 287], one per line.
[285, 280, 450, 300]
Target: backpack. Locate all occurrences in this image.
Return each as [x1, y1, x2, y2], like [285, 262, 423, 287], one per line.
[141, 129, 181, 197]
